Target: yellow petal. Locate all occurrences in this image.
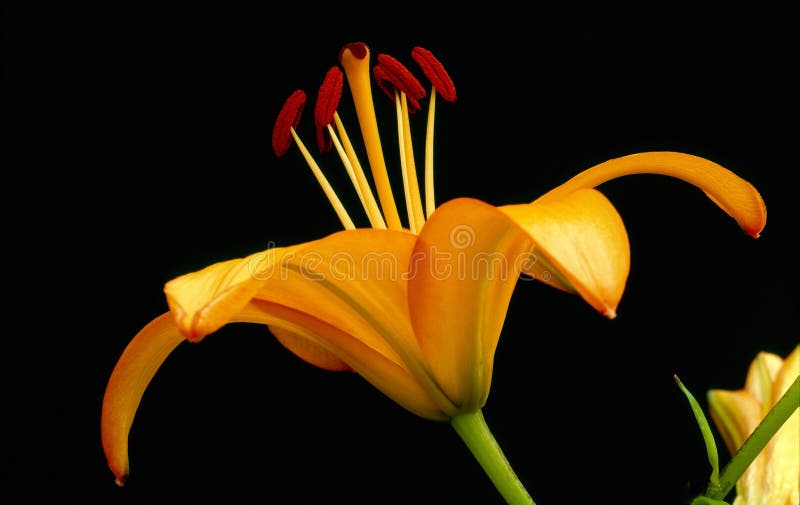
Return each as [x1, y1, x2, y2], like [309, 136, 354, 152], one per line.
[707, 389, 763, 455]
[408, 197, 533, 411]
[502, 188, 630, 318]
[101, 313, 184, 486]
[164, 243, 310, 341]
[707, 389, 766, 505]
[268, 325, 351, 372]
[743, 351, 784, 410]
[762, 345, 799, 505]
[538, 151, 767, 238]
[771, 345, 800, 407]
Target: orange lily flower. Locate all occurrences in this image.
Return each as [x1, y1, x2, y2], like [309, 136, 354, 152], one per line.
[101, 41, 766, 495]
[708, 346, 799, 505]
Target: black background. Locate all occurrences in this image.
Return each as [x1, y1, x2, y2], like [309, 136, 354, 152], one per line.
[7, 3, 798, 505]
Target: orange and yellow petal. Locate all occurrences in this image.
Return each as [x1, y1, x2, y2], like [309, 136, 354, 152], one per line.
[408, 193, 629, 410]
[161, 228, 454, 418]
[408, 197, 533, 411]
[268, 325, 351, 372]
[501, 188, 629, 319]
[538, 151, 766, 238]
[101, 313, 185, 486]
[101, 299, 448, 488]
[246, 229, 457, 417]
[164, 243, 313, 341]
[233, 301, 447, 420]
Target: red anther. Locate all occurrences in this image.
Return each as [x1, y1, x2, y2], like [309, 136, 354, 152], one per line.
[338, 42, 368, 64]
[411, 46, 457, 102]
[372, 54, 426, 113]
[272, 89, 306, 157]
[373, 65, 419, 113]
[314, 66, 343, 152]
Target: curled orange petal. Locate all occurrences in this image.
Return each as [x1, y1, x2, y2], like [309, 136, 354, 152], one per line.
[101, 313, 184, 486]
[539, 151, 766, 238]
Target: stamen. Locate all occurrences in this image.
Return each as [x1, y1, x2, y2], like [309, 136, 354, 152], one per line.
[327, 123, 381, 228]
[411, 47, 457, 218]
[411, 48, 457, 219]
[423, 89, 437, 218]
[312, 66, 385, 229]
[394, 91, 417, 233]
[272, 90, 355, 230]
[339, 42, 403, 230]
[371, 53, 426, 231]
[314, 66, 343, 152]
[290, 128, 356, 230]
[272, 89, 306, 157]
[411, 46, 457, 102]
[395, 92, 425, 233]
[373, 54, 426, 113]
[333, 112, 387, 229]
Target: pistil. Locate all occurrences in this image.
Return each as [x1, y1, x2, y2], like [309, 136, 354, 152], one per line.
[314, 66, 386, 229]
[339, 43, 404, 230]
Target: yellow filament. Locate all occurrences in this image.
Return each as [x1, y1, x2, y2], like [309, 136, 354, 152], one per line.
[396, 93, 425, 233]
[394, 92, 416, 233]
[290, 128, 355, 230]
[339, 45, 403, 230]
[326, 123, 375, 226]
[333, 112, 387, 229]
[424, 88, 437, 218]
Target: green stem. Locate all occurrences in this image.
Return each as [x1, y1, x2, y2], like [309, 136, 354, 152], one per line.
[451, 410, 536, 505]
[707, 374, 800, 500]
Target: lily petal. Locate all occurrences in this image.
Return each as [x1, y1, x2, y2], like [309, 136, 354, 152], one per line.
[101, 313, 184, 486]
[268, 325, 351, 372]
[707, 389, 763, 456]
[409, 193, 628, 409]
[164, 244, 309, 341]
[707, 389, 766, 505]
[538, 152, 767, 238]
[232, 301, 447, 420]
[246, 229, 456, 417]
[743, 351, 784, 410]
[502, 188, 630, 319]
[762, 345, 799, 505]
[162, 229, 454, 418]
[101, 299, 448, 490]
[408, 197, 533, 411]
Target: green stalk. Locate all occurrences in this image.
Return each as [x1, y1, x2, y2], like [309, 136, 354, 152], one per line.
[707, 374, 800, 501]
[451, 410, 536, 505]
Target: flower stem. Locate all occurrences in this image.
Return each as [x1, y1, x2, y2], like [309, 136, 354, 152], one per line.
[451, 410, 536, 505]
[706, 374, 800, 500]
